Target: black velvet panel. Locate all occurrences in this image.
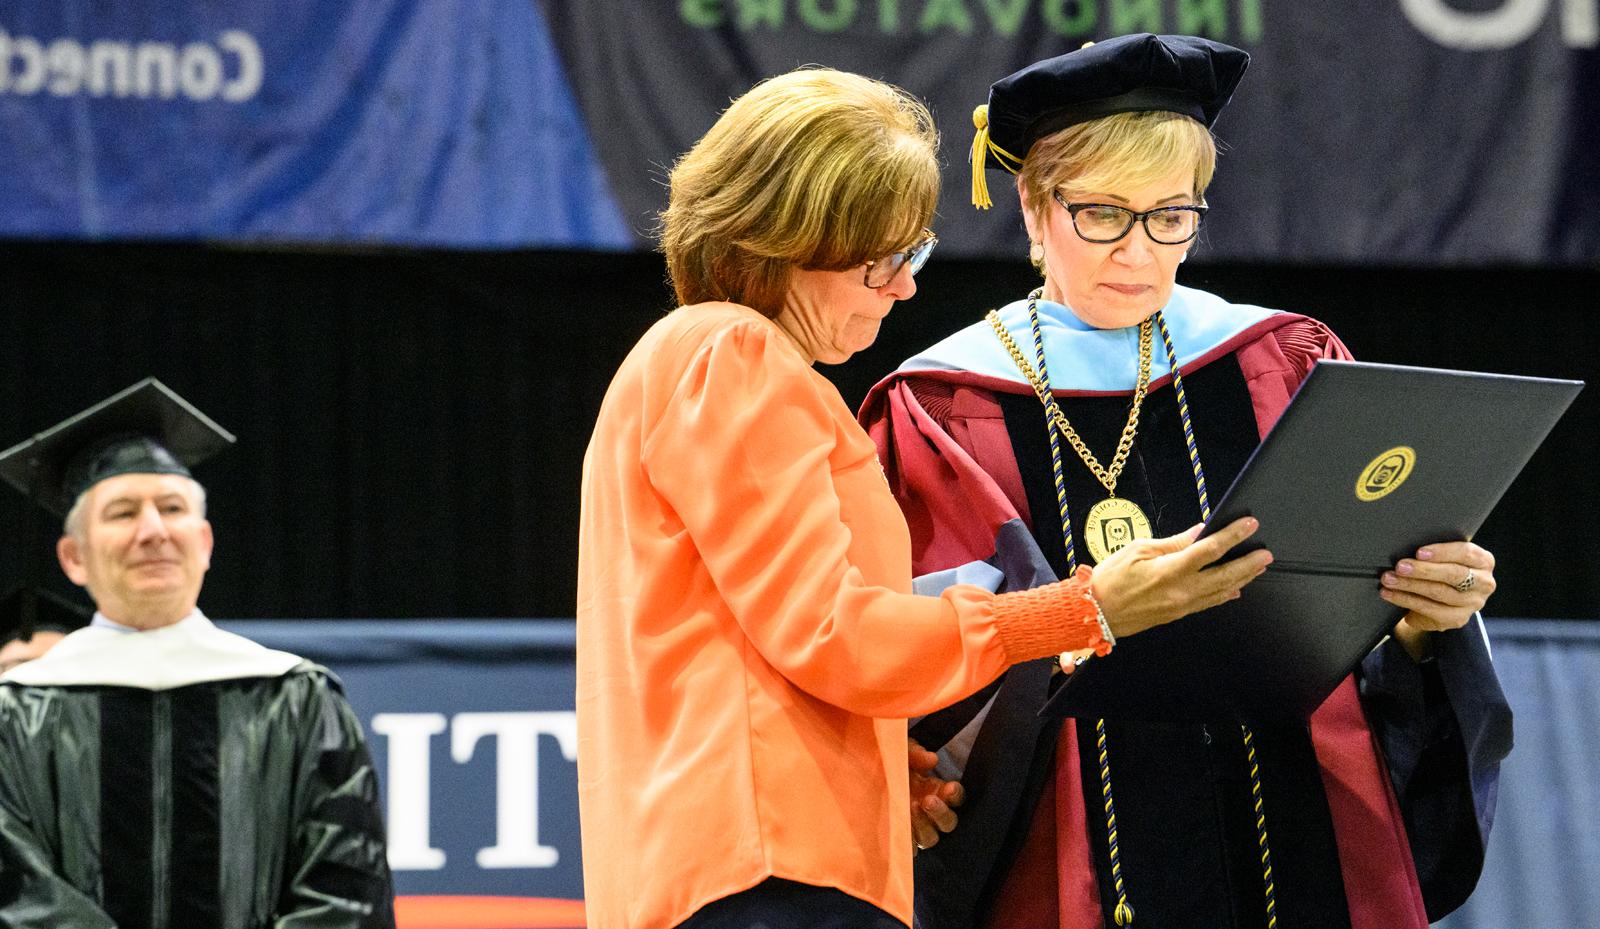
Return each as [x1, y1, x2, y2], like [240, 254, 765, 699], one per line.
[169, 686, 222, 929]
[100, 689, 155, 929]
[998, 355, 1351, 929]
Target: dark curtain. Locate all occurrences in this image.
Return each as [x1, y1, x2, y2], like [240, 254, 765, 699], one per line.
[1, 242, 1593, 620]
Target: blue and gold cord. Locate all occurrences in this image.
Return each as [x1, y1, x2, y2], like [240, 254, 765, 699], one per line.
[1012, 296, 1278, 926]
[1158, 312, 1277, 928]
[1097, 718, 1136, 927]
[1241, 724, 1278, 928]
[1026, 294, 1078, 572]
[1157, 317, 1210, 518]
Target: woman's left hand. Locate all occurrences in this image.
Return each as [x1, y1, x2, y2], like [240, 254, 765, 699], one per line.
[1381, 541, 1497, 660]
[909, 739, 963, 854]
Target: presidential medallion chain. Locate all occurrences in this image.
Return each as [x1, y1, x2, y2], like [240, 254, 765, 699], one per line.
[984, 300, 1152, 498]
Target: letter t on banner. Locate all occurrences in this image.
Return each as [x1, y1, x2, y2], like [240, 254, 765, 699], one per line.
[451, 711, 580, 868]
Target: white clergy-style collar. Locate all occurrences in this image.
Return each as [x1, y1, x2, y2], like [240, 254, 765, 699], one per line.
[90, 611, 143, 633]
[1, 610, 303, 691]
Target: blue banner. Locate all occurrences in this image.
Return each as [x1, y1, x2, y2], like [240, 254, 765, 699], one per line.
[0, 2, 630, 249]
[219, 618, 1600, 929]
[222, 620, 586, 929]
[0, 4, 1593, 262]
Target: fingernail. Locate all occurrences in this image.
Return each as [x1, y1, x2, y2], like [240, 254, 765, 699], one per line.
[1397, 562, 1414, 576]
[1382, 572, 1398, 586]
[1379, 589, 1393, 600]
[1418, 548, 1434, 560]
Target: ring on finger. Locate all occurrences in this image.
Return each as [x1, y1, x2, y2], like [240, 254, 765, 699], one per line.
[1454, 569, 1476, 594]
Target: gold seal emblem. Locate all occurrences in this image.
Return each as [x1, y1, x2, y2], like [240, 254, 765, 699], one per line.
[1356, 446, 1416, 501]
[1083, 497, 1153, 563]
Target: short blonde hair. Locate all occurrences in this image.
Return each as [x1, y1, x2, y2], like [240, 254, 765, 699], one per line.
[1018, 110, 1216, 226]
[661, 68, 939, 317]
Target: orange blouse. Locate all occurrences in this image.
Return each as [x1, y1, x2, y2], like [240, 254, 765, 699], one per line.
[576, 303, 1102, 929]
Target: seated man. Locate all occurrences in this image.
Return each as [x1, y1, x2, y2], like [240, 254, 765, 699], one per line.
[0, 379, 394, 929]
[0, 587, 87, 675]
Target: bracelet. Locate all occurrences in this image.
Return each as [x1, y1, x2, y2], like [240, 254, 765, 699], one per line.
[1086, 591, 1114, 655]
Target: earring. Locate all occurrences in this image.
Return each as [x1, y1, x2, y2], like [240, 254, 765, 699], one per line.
[1029, 241, 1047, 276]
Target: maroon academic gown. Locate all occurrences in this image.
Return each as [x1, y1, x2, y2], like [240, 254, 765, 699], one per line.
[861, 304, 1505, 929]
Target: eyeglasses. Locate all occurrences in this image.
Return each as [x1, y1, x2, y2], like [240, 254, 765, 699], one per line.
[1053, 191, 1207, 245]
[862, 229, 938, 288]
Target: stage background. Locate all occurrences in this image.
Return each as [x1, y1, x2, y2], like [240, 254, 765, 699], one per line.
[2, 245, 1594, 621]
[218, 617, 1600, 929]
[0, 1, 1595, 926]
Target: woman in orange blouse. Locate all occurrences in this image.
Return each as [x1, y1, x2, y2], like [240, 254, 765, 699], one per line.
[575, 67, 1271, 929]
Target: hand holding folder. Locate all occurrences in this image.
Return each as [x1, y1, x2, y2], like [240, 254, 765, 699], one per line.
[1088, 516, 1272, 640]
[1044, 360, 1583, 723]
[1381, 539, 1498, 661]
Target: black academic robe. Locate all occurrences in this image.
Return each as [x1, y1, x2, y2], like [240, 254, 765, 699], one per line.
[0, 661, 394, 929]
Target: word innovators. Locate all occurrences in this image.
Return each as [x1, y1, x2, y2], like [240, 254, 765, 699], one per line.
[677, 0, 1600, 48]
[0, 26, 262, 102]
[679, 0, 1265, 40]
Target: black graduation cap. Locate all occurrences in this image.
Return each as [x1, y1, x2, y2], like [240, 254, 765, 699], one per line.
[970, 33, 1250, 207]
[0, 585, 90, 645]
[0, 378, 235, 518]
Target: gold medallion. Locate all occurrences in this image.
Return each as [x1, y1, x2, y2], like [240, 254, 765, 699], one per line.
[1083, 497, 1153, 563]
[1355, 446, 1416, 501]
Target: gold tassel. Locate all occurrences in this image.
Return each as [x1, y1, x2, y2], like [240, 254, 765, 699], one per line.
[970, 104, 1024, 211]
[971, 105, 994, 210]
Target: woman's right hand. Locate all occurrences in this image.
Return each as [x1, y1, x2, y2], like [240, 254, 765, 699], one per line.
[1090, 517, 1271, 640]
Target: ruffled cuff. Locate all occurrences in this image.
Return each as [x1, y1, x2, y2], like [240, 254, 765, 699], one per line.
[989, 565, 1109, 664]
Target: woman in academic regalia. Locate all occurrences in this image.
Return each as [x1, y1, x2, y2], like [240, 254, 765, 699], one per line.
[861, 34, 1511, 929]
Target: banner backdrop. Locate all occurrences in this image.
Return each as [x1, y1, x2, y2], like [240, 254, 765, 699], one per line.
[217, 618, 1600, 929]
[0, 2, 631, 248]
[219, 620, 588, 929]
[0, 3, 1595, 261]
[538, 0, 1600, 264]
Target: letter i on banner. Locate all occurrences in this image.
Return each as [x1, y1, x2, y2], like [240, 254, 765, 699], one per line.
[372, 713, 448, 870]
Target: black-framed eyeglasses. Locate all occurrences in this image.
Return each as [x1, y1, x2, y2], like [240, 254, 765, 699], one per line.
[863, 229, 938, 288]
[1053, 191, 1207, 245]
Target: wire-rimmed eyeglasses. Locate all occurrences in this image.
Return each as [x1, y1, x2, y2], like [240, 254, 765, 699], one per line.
[1052, 191, 1207, 245]
[863, 229, 938, 288]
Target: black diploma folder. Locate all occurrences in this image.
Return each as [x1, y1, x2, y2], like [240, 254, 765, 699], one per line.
[1043, 359, 1583, 723]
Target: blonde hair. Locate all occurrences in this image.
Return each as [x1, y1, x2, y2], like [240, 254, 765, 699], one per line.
[661, 68, 939, 318]
[1018, 110, 1216, 225]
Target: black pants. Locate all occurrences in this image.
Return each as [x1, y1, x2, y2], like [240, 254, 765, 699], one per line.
[674, 878, 908, 929]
